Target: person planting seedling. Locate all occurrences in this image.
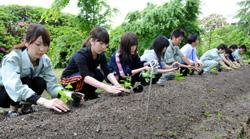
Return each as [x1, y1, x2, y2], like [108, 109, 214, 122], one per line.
[141, 35, 178, 86]
[109, 32, 150, 93]
[0, 24, 84, 118]
[61, 27, 126, 101]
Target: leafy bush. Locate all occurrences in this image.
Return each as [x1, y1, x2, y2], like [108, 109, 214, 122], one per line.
[0, 5, 85, 68]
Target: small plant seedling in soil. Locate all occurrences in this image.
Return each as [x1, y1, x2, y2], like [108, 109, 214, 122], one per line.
[141, 70, 155, 83]
[168, 131, 177, 138]
[120, 76, 132, 90]
[175, 72, 185, 81]
[210, 67, 218, 74]
[57, 84, 73, 104]
[118, 76, 133, 95]
[203, 111, 212, 119]
[216, 112, 222, 122]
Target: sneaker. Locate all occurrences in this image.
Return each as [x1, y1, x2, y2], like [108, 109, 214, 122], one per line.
[71, 92, 85, 107]
[132, 85, 143, 93]
[156, 79, 166, 86]
[4, 111, 19, 118]
[162, 73, 175, 80]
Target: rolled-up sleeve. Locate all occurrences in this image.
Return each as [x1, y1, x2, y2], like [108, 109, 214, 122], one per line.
[42, 57, 63, 98]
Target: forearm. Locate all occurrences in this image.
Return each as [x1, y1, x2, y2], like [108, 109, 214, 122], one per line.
[223, 58, 232, 67]
[107, 73, 120, 86]
[131, 67, 146, 76]
[219, 61, 231, 69]
[157, 68, 175, 74]
[182, 56, 192, 65]
[84, 76, 108, 90]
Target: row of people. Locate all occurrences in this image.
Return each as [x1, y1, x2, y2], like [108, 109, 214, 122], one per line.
[0, 24, 247, 118]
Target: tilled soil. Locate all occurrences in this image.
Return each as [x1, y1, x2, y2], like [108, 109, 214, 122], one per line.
[1, 65, 250, 139]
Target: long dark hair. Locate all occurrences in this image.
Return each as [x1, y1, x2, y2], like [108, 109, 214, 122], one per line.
[119, 32, 138, 63]
[83, 26, 109, 47]
[13, 23, 50, 50]
[150, 35, 169, 63]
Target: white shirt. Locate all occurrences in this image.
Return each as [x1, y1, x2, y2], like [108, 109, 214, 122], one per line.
[180, 43, 200, 63]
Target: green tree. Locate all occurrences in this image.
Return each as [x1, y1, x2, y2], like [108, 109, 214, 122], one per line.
[0, 5, 85, 67]
[200, 14, 228, 49]
[42, 0, 117, 32]
[237, 0, 250, 33]
[200, 14, 228, 31]
[109, 0, 201, 55]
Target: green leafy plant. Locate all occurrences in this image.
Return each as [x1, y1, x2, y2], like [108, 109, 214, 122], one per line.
[216, 112, 222, 121]
[141, 70, 155, 83]
[203, 111, 212, 119]
[175, 72, 185, 81]
[120, 76, 132, 90]
[57, 84, 73, 104]
[210, 67, 218, 74]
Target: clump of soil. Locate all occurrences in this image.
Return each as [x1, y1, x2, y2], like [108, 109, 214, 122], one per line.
[1, 65, 250, 139]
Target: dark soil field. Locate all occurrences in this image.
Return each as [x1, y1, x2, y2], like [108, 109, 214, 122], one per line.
[1, 65, 250, 139]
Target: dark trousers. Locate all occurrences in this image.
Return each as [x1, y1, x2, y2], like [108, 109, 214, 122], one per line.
[0, 77, 46, 108]
[61, 69, 105, 100]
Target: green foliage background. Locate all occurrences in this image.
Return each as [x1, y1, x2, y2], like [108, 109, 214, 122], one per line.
[108, 0, 201, 56]
[0, 5, 85, 68]
[0, 0, 249, 68]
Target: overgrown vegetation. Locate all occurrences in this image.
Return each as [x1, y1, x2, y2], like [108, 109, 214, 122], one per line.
[0, 5, 84, 68]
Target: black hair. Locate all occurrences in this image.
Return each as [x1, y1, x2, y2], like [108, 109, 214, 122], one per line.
[187, 33, 198, 44]
[229, 44, 238, 50]
[224, 48, 232, 54]
[217, 43, 227, 50]
[239, 44, 247, 52]
[119, 32, 138, 63]
[14, 23, 50, 49]
[83, 26, 109, 47]
[171, 28, 185, 39]
[150, 35, 169, 63]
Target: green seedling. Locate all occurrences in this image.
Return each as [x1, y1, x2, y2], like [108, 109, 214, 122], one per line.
[203, 101, 208, 108]
[120, 76, 132, 90]
[210, 66, 218, 74]
[57, 84, 73, 104]
[65, 84, 73, 90]
[95, 88, 103, 94]
[168, 131, 177, 138]
[142, 70, 155, 83]
[203, 111, 211, 119]
[188, 67, 194, 74]
[216, 112, 222, 121]
[175, 72, 185, 81]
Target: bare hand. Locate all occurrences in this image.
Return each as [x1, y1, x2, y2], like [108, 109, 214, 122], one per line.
[104, 85, 125, 94]
[144, 65, 151, 71]
[37, 98, 70, 113]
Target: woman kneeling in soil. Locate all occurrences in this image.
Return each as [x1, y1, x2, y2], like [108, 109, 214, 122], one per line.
[0, 24, 73, 118]
[108, 32, 150, 93]
[61, 26, 125, 100]
[140, 35, 178, 84]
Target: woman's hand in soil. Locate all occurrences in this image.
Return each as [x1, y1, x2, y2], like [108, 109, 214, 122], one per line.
[37, 98, 70, 113]
[104, 85, 125, 94]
